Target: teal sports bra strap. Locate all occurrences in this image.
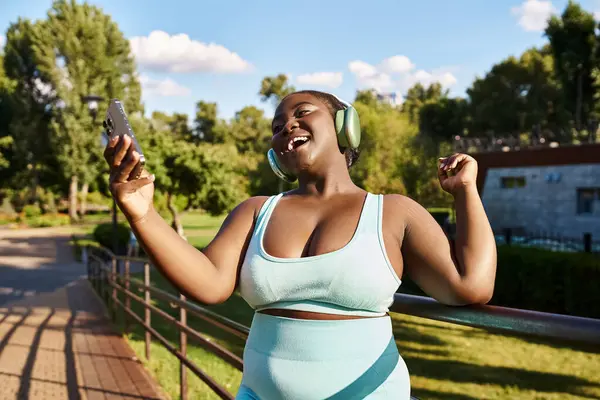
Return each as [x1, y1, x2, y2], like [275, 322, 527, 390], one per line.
[254, 194, 283, 237]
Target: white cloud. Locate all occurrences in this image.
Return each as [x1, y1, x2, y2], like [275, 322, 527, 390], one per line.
[379, 55, 415, 74]
[511, 0, 557, 32]
[129, 30, 252, 74]
[296, 72, 343, 88]
[140, 76, 191, 97]
[348, 55, 458, 94]
[348, 61, 393, 91]
[0, 35, 5, 48]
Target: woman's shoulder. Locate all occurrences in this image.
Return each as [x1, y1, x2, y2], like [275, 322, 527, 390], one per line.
[234, 196, 271, 220]
[381, 194, 429, 224]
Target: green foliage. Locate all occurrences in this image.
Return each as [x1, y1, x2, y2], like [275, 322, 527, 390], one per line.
[23, 213, 70, 227]
[22, 203, 41, 218]
[492, 245, 600, 319]
[92, 222, 131, 253]
[351, 99, 414, 194]
[4, 0, 600, 227]
[34, 0, 142, 185]
[259, 74, 295, 105]
[545, 0, 599, 130]
[193, 101, 222, 143]
[172, 142, 248, 215]
[467, 47, 566, 138]
[401, 245, 600, 319]
[402, 82, 446, 123]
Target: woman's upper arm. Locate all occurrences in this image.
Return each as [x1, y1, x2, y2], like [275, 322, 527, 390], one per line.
[391, 195, 470, 305]
[201, 196, 268, 300]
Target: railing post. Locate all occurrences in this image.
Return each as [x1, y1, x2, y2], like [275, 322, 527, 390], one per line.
[111, 257, 117, 321]
[180, 293, 188, 400]
[124, 258, 131, 333]
[103, 261, 109, 304]
[583, 233, 592, 253]
[144, 262, 151, 360]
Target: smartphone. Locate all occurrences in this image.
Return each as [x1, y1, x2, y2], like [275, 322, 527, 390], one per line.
[104, 99, 146, 178]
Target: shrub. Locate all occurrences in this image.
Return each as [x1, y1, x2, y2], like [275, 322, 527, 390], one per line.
[22, 204, 42, 218]
[92, 222, 131, 254]
[398, 245, 600, 319]
[26, 213, 70, 227]
[492, 245, 599, 318]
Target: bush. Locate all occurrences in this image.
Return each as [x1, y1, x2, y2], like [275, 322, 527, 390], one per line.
[398, 245, 600, 319]
[492, 245, 600, 318]
[92, 222, 131, 254]
[26, 213, 70, 227]
[23, 204, 42, 218]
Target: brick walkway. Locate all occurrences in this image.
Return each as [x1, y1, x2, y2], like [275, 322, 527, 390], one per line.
[0, 227, 165, 400]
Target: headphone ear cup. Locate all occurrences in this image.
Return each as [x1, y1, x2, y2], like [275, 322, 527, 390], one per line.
[267, 148, 297, 183]
[335, 107, 361, 149]
[345, 106, 361, 149]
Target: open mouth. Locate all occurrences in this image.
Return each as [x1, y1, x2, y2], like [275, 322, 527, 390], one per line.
[286, 136, 310, 153]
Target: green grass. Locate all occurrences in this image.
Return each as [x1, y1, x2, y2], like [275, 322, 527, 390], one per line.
[180, 211, 226, 249]
[96, 211, 600, 400]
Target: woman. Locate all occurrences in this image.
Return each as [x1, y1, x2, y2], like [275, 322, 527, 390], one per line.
[103, 90, 497, 399]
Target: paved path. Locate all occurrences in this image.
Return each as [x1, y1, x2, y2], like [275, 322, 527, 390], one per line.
[0, 227, 165, 400]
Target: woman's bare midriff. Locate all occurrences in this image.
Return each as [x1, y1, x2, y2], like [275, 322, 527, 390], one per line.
[258, 308, 384, 320]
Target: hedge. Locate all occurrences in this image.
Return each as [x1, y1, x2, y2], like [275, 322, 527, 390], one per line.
[92, 222, 131, 255]
[399, 245, 600, 319]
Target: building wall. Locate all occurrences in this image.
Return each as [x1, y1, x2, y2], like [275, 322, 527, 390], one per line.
[481, 164, 600, 238]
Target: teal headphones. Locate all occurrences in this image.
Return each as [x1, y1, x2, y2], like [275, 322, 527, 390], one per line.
[267, 94, 361, 183]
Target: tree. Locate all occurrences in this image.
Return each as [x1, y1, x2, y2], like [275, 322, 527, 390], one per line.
[259, 74, 296, 105]
[419, 97, 468, 147]
[466, 47, 566, 141]
[193, 101, 222, 143]
[0, 55, 16, 173]
[151, 111, 191, 139]
[225, 105, 280, 195]
[351, 97, 413, 195]
[33, 0, 142, 221]
[2, 19, 56, 202]
[140, 112, 248, 235]
[402, 82, 445, 123]
[545, 0, 598, 131]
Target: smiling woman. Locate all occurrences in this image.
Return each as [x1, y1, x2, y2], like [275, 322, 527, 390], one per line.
[102, 89, 497, 399]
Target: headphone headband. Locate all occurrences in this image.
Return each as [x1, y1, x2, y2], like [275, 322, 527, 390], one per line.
[328, 93, 351, 109]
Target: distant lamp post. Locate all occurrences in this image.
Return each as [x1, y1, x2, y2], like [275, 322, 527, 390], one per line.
[82, 94, 118, 254]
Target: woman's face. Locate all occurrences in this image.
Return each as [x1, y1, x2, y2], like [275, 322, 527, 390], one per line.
[271, 93, 338, 175]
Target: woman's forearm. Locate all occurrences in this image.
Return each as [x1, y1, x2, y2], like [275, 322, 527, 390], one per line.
[129, 208, 224, 303]
[452, 184, 497, 301]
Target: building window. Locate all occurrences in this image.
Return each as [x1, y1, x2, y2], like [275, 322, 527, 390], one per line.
[577, 188, 600, 215]
[500, 176, 526, 188]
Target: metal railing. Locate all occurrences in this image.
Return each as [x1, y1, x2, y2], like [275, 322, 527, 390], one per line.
[82, 245, 600, 400]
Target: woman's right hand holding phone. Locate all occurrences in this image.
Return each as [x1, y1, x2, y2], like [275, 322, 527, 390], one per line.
[104, 134, 155, 223]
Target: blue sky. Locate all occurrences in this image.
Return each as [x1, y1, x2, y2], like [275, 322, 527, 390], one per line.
[2, 0, 600, 120]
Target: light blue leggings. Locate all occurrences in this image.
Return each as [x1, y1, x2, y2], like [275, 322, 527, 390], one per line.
[235, 313, 411, 399]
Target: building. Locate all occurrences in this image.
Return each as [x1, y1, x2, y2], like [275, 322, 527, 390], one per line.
[473, 143, 600, 239]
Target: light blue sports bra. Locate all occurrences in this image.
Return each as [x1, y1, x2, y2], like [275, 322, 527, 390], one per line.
[239, 192, 402, 317]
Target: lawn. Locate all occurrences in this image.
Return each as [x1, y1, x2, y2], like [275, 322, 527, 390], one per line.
[97, 211, 600, 400]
